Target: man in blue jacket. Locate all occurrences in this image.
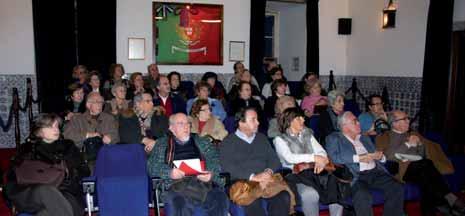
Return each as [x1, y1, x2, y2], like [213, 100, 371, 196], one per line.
[326, 111, 404, 216]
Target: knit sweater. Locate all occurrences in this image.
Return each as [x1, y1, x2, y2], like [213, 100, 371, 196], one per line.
[220, 132, 281, 181]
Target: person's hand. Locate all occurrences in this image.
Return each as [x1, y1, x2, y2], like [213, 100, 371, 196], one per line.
[359, 154, 374, 163]
[251, 171, 272, 182]
[314, 155, 329, 174]
[142, 138, 156, 152]
[170, 168, 185, 180]
[197, 171, 212, 182]
[407, 135, 421, 147]
[102, 135, 112, 144]
[86, 132, 101, 139]
[65, 112, 74, 121]
[370, 151, 384, 160]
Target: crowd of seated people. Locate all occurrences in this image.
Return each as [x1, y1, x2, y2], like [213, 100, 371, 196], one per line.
[3, 62, 465, 216]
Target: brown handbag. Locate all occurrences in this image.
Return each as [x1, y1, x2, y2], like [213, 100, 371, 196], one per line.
[15, 160, 66, 187]
[229, 174, 296, 214]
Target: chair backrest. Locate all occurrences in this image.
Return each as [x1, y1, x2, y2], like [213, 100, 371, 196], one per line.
[95, 144, 149, 216]
[344, 99, 361, 117]
[181, 81, 195, 99]
[223, 116, 236, 134]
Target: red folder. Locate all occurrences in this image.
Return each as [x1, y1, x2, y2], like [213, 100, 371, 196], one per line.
[178, 160, 206, 176]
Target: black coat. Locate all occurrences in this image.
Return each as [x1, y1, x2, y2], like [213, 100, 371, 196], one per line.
[118, 110, 169, 144]
[5, 139, 90, 213]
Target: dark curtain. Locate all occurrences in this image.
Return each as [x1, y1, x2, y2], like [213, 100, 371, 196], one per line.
[77, 0, 116, 80]
[32, 0, 77, 113]
[419, 0, 454, 133]
[306, 0, 319, 75]
[33, 0, 116, 113]
[249, 0, 267, 88]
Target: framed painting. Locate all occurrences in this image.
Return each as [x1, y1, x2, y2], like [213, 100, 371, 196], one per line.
[153, 2, 223, 65]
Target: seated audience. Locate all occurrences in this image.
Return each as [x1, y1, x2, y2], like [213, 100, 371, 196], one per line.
[376, 110, 463, 214]
[62, 83, 86, 121]
[103, 63, 128, 100]
[228, 81, 263, 117]
[326, 111, 404, 216]
[147, 113, 229, 216]
[264, 79, 289, 119]
[103, 83, 130, 117]
[227, 69, 262, 101]
[168, 71, 191, 101]
[220, 107, 291, 216]
[358, 94, 389, 136]
[268, 96, 296, 138]
[298, 72, 320, 99]
[319, 90, 345, 146]
[274, 107, 343, 216]
[261, 67, 290, 99]
[144, 63, 160, 90]
[127, 72, 153, 100]
[189, 99, 228, 142]
[5, 113, 90, 216]
[227, 61, 259, 92]
[300, 81, 328, 117]
[71, 65, 90, 93]
[63, 92, 119, 170]
[87, 70, 103, 94]
[153, 75, 186, 117]
[119, 93, 168, 152]
[201, 71, 227, 104]
[187, 81, 226, 121]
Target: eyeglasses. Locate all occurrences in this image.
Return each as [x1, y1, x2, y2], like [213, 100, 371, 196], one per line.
[88, 100, 104, 104]
[393, 117, 409, 122]
[173, 122, 191, 127]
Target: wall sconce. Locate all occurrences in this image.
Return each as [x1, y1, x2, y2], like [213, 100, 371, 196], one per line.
[383, 0, 396, 28]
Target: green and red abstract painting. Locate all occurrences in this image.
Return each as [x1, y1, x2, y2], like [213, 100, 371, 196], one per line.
[153, 3, 223, 65]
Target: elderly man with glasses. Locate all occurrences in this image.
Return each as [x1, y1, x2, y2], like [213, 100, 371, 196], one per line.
[326, 111, 404, 216]
[147, 113, 229, 216]
[358, 94, 389, 136]
[376, 110, 463, 215]
[64, 92, 119, 172]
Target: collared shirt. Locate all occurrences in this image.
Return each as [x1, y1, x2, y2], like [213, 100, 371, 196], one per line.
[344, 134, 376, 171]
[158, 94, 169, 105]
[235, 129, 256, 144]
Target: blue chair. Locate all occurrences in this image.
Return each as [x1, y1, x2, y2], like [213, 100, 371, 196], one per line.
[223, 116, 236, 134]
[344, 99, 361, 117]
[305, 115, 320, 140]
[83, 144, 150, 216]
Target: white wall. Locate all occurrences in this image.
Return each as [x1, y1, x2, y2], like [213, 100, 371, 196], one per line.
[0, 0, 35, 75]
[117, 0, 250, 75]
[267, 2, 307, 81]
[454, 0, 465, 22]
[319, 0, 349, 76]
[345, 0, 429, 77]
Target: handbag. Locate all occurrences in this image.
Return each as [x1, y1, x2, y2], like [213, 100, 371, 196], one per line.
[83, 136, 103, 161]
[293, 161, 352, 183]
[15, 160, 66, 187]
[169, 176, 212, 203]
[229, 174, 296, 214]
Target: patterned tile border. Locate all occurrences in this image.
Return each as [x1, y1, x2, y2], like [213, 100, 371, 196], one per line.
[0, 73, 421, 147]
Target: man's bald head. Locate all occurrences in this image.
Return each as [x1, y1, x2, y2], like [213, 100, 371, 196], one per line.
[169, 113, 191, 141]
[86, 92, 104, 115]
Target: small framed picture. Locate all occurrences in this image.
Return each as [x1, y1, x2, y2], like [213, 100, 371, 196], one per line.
[229, 41, 245, 62]
[128, 37, 145, 60]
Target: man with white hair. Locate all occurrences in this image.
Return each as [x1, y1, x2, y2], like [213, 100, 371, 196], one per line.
[146, 113, 228, 216]
[326, 111, 404, 216]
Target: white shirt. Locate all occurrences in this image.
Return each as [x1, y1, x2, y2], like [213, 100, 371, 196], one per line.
[274, 131, 327, 169]
[158, 94, 169, 105]
[261, 83, 291, 99]
[344, 134, 385, 172]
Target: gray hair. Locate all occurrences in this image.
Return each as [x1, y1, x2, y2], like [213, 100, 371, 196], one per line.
[133, 93, 145, 105]
[168, 113, 187, 126]
[337, 111, 354, 130]
[111, 82, 127, 95]
[328, 90, 345, 106]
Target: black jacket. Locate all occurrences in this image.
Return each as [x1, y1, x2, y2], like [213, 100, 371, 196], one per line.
[5, 138, 90, 213]
[118, 110, 169, 144]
